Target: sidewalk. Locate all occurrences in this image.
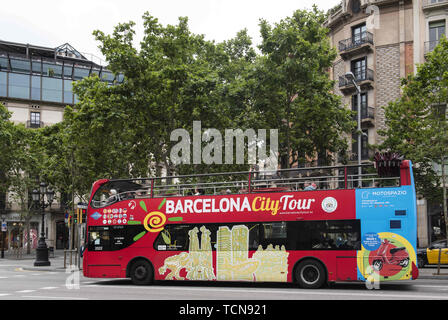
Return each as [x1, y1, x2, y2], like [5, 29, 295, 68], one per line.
[0, 249, 81, 272]
[418, 266, 448, 280]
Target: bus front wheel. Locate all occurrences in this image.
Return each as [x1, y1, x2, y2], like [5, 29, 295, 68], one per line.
[130, 259, 153, 285]
[295, 259, 326, 289]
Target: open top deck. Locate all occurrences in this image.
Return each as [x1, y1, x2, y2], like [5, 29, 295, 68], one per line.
[90, 160, 410, 209]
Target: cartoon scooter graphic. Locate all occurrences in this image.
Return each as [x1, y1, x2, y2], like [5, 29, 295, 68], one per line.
[372, 239, 410, 272]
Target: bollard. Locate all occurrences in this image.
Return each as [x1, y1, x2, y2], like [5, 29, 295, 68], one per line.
[64, 249, 78, 269]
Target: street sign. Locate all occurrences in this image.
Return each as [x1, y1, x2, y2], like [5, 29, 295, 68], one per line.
[77, 202, 88, 209]
[1, 222, 6, 232]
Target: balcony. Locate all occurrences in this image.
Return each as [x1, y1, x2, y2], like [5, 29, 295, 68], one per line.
[338, 32, 374, 60]
[350, 149, 375, 162]
[26, 120, 44, 128]
[422, 0, 448, 11]
[353, 106, 375, 127]
[339, 69, 374, 95]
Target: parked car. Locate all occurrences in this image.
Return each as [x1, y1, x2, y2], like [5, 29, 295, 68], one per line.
[417, 239, 448, 268]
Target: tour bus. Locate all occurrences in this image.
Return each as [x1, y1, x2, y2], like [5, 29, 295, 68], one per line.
[83, 159, 419, 288]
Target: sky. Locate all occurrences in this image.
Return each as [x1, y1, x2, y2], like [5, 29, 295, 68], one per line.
[0, 0, 341, 65]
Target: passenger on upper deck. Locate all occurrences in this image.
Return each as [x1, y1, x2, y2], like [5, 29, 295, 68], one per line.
[304, 181, 317, 191]
[194, 188, 204, 196]
[107, 189, 118, 204]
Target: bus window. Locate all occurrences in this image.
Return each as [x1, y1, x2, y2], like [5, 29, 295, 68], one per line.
[261, 222, 287, 248]
[90, 181, 144, 208]
[87, 225, 138, 251]
[88, 226, 111, 251]
[290, 220, 361, 251]
[155, 225, 192, 251]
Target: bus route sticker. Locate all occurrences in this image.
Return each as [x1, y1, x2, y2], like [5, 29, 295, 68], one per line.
[361, 232, 381, 251]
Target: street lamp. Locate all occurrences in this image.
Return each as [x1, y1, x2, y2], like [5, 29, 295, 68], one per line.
[32, 182, 54, 267]
[344, 71, 362, 187]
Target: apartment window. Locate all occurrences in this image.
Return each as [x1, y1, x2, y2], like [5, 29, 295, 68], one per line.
[351, 0, 361, 13]
[8, 73, 30, 99]
[429, 20, 446, 42]
[30, 112, 41, 128]
[352, 92, 367, 114]
[31, 75, 41, 100]
[63, 79, 73, 104]
[352, 23, 366, 44]
[43, 62, 62, 77]
[352, 129, 369, 160]
[42, 77, 62, 103]
[351, 57, 367, 81]
[10, 58, 31, 73]
[31, 60, 42, 74]
[73, 67, 90, 80]
[0, 57, 8, 71]
[0, 72, 6, 97]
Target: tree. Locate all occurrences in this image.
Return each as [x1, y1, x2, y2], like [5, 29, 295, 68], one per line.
[255, 6, 354, 168]
[71, 13, 258, 181]
[0, 104, 15, 195]
[380, 37, 448, 239]
[6, 124, 43, 253]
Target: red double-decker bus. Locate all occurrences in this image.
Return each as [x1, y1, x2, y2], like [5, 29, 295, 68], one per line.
[83, 160, 419, 288]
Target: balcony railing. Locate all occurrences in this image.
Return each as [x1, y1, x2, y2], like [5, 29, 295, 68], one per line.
[361, 106, 374, 120]
[350, 149, 375, 161]
[425, 40, 441, 55]
[353, 106, 375, 121]
[339, 69, 374, 88]
[338, 32, 374, 53]
[26, 120, 44, 128]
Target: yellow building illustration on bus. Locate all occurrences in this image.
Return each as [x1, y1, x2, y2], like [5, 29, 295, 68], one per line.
[159, 224, 289, 282]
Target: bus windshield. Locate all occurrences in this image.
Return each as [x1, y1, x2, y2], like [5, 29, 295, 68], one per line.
[90, 180, 144, 208]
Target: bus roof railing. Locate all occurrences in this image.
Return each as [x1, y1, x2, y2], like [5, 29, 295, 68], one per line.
[108, 163, 374, 183]
[89, 162, 406, 208]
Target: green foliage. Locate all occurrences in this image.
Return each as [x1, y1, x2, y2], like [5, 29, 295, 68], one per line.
[34, 8, 354, 201]
[380, 37, 448, 237]
[255, 6, 353, 167]
[380, 37, 448, 202]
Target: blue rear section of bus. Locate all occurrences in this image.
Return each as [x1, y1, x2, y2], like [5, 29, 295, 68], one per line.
[355, 162, 418, 281]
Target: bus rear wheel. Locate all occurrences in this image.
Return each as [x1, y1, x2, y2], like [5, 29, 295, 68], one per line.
[130, 259, 153, 285]
[295, 259, 326, 289]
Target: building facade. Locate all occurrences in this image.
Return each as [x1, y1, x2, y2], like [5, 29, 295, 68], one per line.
[326, 0, 448, 246]
[0, 40, 120, 251]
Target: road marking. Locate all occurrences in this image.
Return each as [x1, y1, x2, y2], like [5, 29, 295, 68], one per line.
[40, 287, 58, 290]
[84, 284, 448, 300]
[16, 290, 36, 293]
[21, 295, 88, 300]
[0, 294, 11, 297]
[414, 285, 448, 288]
[0, 277, 8, 279]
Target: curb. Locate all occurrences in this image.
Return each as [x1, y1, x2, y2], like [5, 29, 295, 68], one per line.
[22, 266, 67, 272]
[418, 274, 448, 280]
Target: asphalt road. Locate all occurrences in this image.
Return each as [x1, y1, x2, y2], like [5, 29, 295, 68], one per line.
[0, 261, 448, 301]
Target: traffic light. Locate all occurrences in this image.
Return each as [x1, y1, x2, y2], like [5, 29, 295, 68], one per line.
[74, 208, 87, 224]
[81, 208, 87, 224]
